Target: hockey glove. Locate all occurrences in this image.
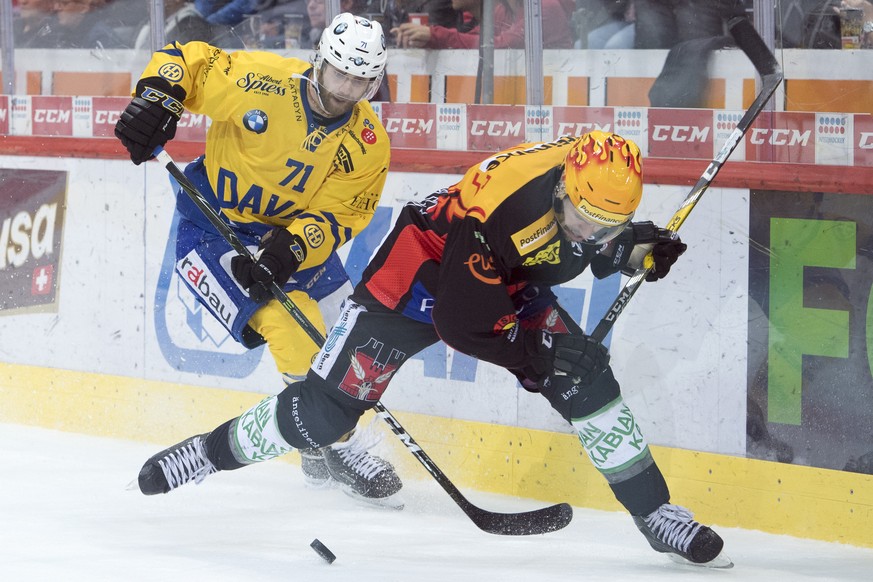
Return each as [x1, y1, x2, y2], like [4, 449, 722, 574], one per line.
[523, 331, 610, 386]
[114, 76, 186, 165]
[629, 221, 687, 282]
[551, 332, 610, 385]
[231, 227, 307, 304]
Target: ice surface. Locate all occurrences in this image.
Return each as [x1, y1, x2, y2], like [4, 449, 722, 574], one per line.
[1, 424, 870, 581]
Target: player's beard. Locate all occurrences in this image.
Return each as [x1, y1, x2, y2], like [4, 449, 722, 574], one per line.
[307, 81, 355, 118]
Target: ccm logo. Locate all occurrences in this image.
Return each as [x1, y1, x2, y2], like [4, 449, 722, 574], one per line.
[179, 113, 206, 128]
[95, 110, 121, 124]
[749, 128, 811, 146]
[471, 120, 521, 136]
[556, 122, 610, 135]
[859, 132, 873, 149]
[34, 109, 70, 123]
[652, 125, 709, 142]
[384, 118, 433, 134]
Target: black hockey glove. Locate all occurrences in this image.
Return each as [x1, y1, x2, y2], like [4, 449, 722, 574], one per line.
[593, 221, 686, 282]
[630, 221, 687, 282]
[551, 332, 610, 384]
[523, 331, 610, 386]
[231, 227, 307, 304]
[114, 76, 186, 165]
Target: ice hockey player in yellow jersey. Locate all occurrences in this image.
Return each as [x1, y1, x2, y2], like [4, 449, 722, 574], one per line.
[115, 13, 403, 508]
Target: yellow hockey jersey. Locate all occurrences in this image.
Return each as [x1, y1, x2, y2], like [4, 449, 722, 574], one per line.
[140, 41, 390, 270]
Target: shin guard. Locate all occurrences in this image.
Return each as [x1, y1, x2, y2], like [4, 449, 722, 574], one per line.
[572, 396, 669, 514]
[229, 395, 295, 464]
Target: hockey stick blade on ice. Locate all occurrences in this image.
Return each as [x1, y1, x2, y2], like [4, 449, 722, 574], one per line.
[154, 146, 573, 536]
[374, 403, 572, 535]
[590, 16, 783, 343]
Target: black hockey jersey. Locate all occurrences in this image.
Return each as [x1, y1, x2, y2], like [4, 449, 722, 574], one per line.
[357, 136, 621, 373]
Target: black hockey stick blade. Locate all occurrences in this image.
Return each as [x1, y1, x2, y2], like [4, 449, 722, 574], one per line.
[590, 17, 782, 343]
[375, 403, 573, 535]
[156, 146, 573, 535]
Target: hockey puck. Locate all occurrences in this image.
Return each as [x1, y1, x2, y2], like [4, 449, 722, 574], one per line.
[310, 538, 336, 564]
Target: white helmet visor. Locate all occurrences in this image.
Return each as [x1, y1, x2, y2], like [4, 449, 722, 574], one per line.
[317, 60, 381, 104]
[556, 189, 631, 245]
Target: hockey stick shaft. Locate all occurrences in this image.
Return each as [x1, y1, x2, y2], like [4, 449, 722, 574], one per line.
[590, 17, 783, 343]
[155, 147, 572, 535]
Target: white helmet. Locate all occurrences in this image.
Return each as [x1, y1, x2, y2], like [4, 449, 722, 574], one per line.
[312, 13, 387, 104]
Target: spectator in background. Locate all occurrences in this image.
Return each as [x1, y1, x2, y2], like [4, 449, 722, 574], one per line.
[12, 0, 55, 47]
[195, 0, 256, 26]
[572, 0, 635, 49]
[381, 0, 461, 35]
[644, 0, 746, 107]
[802, 0, 873, 48]
[392, 0, 574, 49]
[44, 0, 127, 49]
[632, 0, 746, 49]
[134, 0, 224, 49]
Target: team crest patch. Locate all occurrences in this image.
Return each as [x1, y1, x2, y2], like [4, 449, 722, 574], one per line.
[243, 109, 268, 134]
[303, 223, 324, 248]
[338, 339, 405, 401]
[157, 63, 184, 83]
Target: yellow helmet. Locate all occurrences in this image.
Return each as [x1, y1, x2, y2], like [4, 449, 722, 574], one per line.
[556, 131, 643, 244]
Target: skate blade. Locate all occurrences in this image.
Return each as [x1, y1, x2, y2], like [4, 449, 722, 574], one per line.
[668, 552, 734, 569]
[302, 475, 337, 491]
[125, 478, 140, 492]
[340, 487, 405, 511]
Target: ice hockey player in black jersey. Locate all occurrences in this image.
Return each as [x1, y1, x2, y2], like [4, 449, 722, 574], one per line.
[137, 130, 732, 568]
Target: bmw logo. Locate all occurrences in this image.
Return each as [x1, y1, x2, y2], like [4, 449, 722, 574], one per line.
[243, 109, 268, 134]
[334, 22, 348, 34]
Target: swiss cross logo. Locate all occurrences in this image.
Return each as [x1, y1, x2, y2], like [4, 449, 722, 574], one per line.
[745, 111, 815, 164]
[31, 96, 73, 136]
[92, 97, 129, 137]
[467, 104, 524, 151]
[552, 107, 613, 138]
[381, 103, 436, 149]
[31, 265, 53, 295]
[854, 114, 873, 167]
[648, 108, 713, 160]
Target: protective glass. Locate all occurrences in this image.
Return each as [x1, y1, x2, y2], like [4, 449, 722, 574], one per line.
[316, 61, 380, 104]
[555, 186, 631, 245]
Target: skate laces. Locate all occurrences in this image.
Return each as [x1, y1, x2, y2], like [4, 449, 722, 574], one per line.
[332, 424, 388, 481]
[644, 504, 702, 553]
[158, 437, 216, 490]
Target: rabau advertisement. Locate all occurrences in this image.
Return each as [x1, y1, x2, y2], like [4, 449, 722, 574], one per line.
[748, 189, 873, 472]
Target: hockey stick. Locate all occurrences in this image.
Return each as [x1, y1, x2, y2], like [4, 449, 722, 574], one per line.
[589, 16, 782, 343]
[154, 146, 573, 536]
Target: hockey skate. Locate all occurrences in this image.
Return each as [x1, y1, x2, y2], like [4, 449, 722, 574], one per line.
[299, 447, 333, 488]
[138, 434, 216, 495]
[633, 504, 733, 568]
[301, 427, 404, 510]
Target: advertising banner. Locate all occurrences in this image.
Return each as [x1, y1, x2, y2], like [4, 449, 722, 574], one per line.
[466, 105, 525, 152]
[748, 189, 873, 471]
[0, 169, 67, 312]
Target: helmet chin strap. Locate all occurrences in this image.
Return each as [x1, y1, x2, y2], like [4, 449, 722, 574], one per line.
[291, 68, 342, 117]
[291, 72, 330, 117]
